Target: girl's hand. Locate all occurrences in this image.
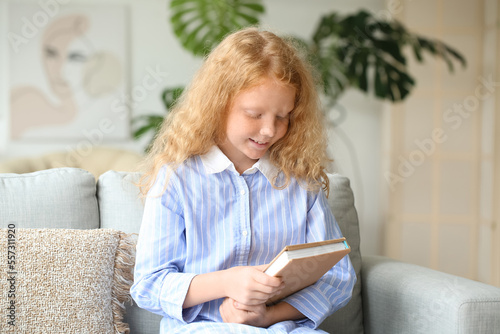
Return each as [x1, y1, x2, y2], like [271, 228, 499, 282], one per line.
[219, 297, 270, 327]
[223, 265, 283, 306]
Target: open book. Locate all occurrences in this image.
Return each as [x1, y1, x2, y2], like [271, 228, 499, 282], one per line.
[263, 238, 351, 305]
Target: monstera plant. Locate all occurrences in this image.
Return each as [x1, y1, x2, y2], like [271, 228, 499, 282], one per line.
[170, 0, 264, 56]
[133, 0, 466, 150]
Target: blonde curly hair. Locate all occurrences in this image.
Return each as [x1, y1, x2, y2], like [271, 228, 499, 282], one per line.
[139, 27, 330, 196]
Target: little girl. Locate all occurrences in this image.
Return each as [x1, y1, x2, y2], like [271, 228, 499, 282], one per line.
[131, 27, 356, 333]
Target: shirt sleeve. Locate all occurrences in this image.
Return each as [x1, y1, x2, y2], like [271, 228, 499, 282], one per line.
[282, 188, 357, 329]
[130, 167, 203, 323]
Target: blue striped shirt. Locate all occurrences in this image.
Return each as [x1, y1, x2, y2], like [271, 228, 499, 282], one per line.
[130, 146, 356, 333]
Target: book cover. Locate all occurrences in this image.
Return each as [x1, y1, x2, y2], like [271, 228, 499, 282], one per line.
[263, 238, 351, 305]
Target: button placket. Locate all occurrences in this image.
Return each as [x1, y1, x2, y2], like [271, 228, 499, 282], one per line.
[236, 176, 251, 266]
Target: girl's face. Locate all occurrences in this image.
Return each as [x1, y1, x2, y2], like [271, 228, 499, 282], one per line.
[219, 76, 296, 173]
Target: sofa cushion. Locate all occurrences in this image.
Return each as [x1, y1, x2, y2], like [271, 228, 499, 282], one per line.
[97, 170, 163, 334]
[0, 168, 98, 229]
[318, 174, 363, 334]
[97, 170, 144, 233]
[0, 228, 135, 333]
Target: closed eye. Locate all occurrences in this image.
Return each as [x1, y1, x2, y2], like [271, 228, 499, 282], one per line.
[245, 110, 262, 119]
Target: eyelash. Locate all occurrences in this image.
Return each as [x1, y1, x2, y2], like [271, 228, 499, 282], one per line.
[247, 113, 289, 120]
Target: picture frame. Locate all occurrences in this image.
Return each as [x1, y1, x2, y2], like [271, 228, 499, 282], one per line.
[5, 1, 130, 141]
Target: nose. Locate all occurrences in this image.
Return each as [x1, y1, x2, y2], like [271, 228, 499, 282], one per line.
[260, 119, 276, 138]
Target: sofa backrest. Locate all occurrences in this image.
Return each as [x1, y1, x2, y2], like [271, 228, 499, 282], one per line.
[96, 170, 364, 334]
[0, 168, 363, 334]
[0, 168, 98, 229]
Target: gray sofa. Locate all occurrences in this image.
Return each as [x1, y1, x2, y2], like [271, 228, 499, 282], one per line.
[1, 167, 500, 333]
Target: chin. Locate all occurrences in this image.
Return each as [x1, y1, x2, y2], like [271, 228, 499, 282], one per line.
[243, 145, 269, 160]
[249, 154, 265, 161]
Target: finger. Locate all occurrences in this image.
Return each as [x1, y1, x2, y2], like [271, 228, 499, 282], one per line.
[238, 292, 269, 305]
[221, 298, 240, 323]
[219, 303, 227, 322]
[233, 300, 263, 312]
[241, 281, 285, 304]
[251, 279, 285, 295]
[252, 271, 283, 287]
[254, 264, 268, 272]
[270, 287, 284, 299]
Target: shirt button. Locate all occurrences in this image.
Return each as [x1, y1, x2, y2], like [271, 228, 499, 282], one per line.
[240, 189, 246, 195]
[242, 230, 248, 236]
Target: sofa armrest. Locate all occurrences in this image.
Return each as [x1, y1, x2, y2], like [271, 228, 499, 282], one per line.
[361, 255, 500, 334]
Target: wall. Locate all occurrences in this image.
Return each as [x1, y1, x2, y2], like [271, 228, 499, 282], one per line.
[384, 0, 500, 286]
[0, 0, 386, 255]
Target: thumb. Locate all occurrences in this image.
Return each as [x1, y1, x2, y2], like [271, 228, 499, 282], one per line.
[254, 264, 269, 272]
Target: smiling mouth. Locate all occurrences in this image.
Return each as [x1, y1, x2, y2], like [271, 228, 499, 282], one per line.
[250, 139, 268, 145]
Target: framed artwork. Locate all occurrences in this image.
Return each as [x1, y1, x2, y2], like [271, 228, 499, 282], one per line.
[7, 2, 129, 140]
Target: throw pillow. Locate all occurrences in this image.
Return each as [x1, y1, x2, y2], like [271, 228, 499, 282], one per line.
[0, 228, 136, 333]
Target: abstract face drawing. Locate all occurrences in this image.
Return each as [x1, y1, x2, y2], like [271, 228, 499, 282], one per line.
[10, 13, 123, 139]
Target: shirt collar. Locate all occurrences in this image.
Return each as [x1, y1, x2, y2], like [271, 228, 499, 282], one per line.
[200, 146, 280, 184]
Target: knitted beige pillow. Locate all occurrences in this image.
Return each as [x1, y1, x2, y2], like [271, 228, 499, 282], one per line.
[0, 228, 135, 333]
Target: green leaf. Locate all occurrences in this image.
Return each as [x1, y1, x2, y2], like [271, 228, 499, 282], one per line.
[133, 124, 156, 140]
[358, 60, 368, 92]
[443, 44, 467, 67]
[169, 0, 264, 56]
[170, 7, 197, 22]
[162, 86, 185, 111]
[411, 39, 424, 62]
[373, 39, 406, 65]
[236, 12, 260, 25]
[310, 9, 466, 104]
[133, 116, 164, 139]
[374, 65, 387, 98]
[131, 85, 185, 152]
